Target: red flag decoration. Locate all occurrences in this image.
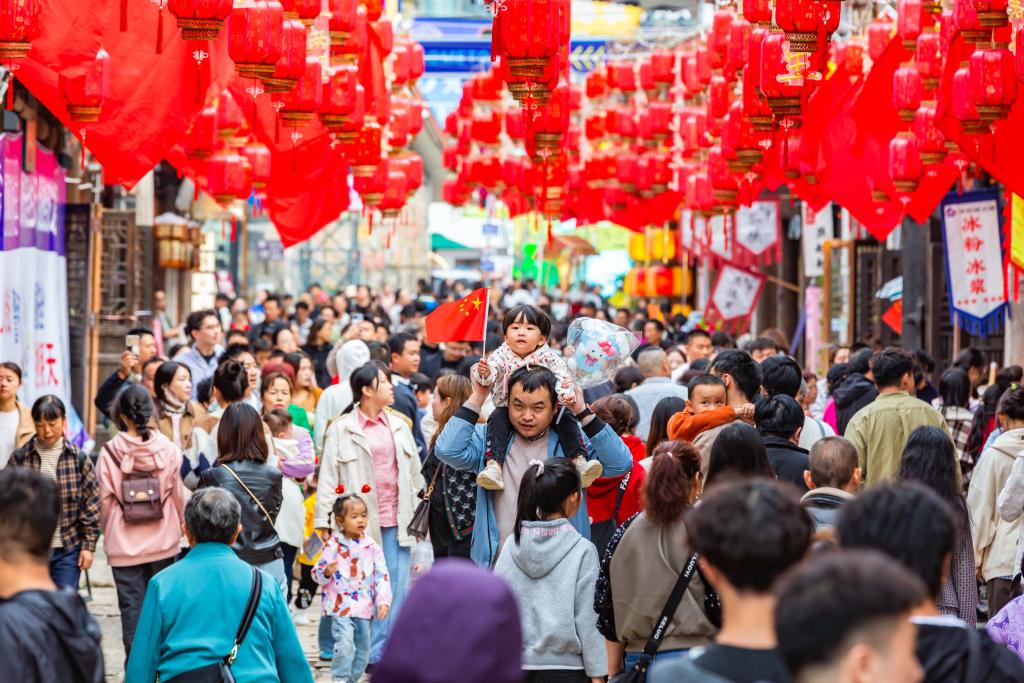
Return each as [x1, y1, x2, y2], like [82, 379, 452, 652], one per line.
[424, 288, 489, 344]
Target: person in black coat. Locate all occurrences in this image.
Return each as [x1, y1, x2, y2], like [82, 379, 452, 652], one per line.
[833, 348, 879, 435]
[755, 394, 810, 492]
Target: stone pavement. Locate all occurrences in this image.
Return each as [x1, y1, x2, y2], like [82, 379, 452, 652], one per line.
[84, 547, 336, 682]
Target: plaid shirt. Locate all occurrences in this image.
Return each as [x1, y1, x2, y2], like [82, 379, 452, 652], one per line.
[9, 437, 101, 552]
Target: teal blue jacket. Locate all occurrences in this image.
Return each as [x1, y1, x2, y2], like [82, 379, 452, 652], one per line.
[125, 543, 313, 683]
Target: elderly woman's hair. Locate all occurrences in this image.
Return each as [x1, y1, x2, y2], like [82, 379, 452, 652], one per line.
[185, 488, 241, 544]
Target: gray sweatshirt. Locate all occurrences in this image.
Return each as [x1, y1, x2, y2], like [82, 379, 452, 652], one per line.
[494, 518, 607, 678]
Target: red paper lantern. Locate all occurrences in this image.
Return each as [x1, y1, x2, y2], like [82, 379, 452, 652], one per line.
[651, 50, 675, 88]
[332, 5, 366, 63]
[722, 101, 762, 171]
[207, 153, 251, 204]
[279, 58, 322, 126]
[970, 46, 1016, 121]
[889, 133, 922, 192]
[263, 19, 307, 92]
[915, 31, 942, 89]
[695, 47, 712, 86]
[355, 159, 388, 207]
[280, 0, 320, 25]
[389, 98, 411, 148]
[471, 109, 502, 146]
[392, 153, 423, 198]
[974, 0, 1009, 28]
[726, 18, 751, 79]
[774, 0, 838, 54]
[897, 0, 926, 50]
[228, 1, 284, 79]
[379, 169, 408, 218]
[319, 64, 360, 133]
[185, 106, 217, 160]
[529, 83, 570, 155]
[215, 90, 244, 139]
[759, 31, 802, 118]
[743, 0, 772, 26]
[505, 108, 526, 140]
[242, 143, 272, 188]
[708, 9, 734, 68]
[893, 64, 924, 122]
[833, 42, 866, 76]
[682, 54, 700, 97]
[362, 0, 383, 22]
[495, 0, 564, 100]
[940, 10, 956, 58]
[408, 43, 425, 83]
[708, 75, 731, 120]
[608, 62, 637, 93]
[585, 68, 608, 99]
[350, 117, 383, 177]
[168, 0, 234, 40]
[0, 0, 41, 60]
[913, 105, 946, 165]
[60, 48, 110, 123]
[954, 0, 989, 44]
[867, 17, 895, 61]
[682, 110, 711, 152]
[952, 62, 987, 133]
[391, 42, 411, 91]
[329, 0, 358, 45]
[708, 146, 737, 204]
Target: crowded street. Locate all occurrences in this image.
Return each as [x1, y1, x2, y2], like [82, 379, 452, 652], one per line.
[6, 1, 1024, 683]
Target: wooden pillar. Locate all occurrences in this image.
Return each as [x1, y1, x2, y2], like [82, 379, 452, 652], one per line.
[901, 216, 928, 351]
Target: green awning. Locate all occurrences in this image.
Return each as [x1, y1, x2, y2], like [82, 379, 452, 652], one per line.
[431, 233, 472, 250]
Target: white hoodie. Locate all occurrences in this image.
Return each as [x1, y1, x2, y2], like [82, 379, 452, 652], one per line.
[314, 340, 371, 451]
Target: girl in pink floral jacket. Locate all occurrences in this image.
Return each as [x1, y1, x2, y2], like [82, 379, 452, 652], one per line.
[314, 494, 392, 683]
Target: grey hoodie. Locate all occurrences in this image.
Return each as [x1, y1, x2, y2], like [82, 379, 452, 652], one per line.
[494, 518, 607, 677]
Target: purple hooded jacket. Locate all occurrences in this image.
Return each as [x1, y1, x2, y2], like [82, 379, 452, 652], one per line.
[374, 559, 524, 683]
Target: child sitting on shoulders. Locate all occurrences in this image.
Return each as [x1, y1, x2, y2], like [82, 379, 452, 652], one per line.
[472, 304, 602, 491]
[314, 494, 391, 683]
[667, 374, 756, 443]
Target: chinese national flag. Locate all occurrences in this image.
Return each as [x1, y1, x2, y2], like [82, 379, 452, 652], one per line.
[424, 288, 489, 344]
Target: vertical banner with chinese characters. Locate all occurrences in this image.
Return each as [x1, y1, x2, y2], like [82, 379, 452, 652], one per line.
[0, 134, 83, 440]
[802, 202, 834, 279]
[941, 190, 1007, 336]
[704, 264, 766, 331]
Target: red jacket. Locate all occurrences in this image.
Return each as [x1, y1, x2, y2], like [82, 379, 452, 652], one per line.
[586, 435, 647, 525]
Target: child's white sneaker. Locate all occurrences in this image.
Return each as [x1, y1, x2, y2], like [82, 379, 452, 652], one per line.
[293, 610, 309, 626]
[476, 459, 505, 491]
[575, 456, 603, 488]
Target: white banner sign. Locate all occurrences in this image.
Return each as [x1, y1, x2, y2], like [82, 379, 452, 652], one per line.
[942, 193, 1006, 332]
[802, 202, 834, 279]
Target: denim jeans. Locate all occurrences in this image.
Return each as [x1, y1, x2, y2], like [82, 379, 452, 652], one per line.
[331, 616, 372, 682]
[254, 557, 287, 596]
[369, 526, 410, 663]
[624, 648, 690, 683]
[319, 614, 334, 658]
[49, 546, 80, 591]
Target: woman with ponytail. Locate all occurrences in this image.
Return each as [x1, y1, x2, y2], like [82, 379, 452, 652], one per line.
[315, 361, 425, 666]
[494, 458, 607, 683]
[97, 383, 187, 659]
[595, 440, 718, 681]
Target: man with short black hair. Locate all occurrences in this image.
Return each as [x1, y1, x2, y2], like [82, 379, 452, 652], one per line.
[0, 468, 104, 683]
[845, 348, 951, 486]
[388, 331, 426, 456]
[627, 347, 689, 441]
[837, 483, 1024, 682]
[93, 326, 158, 419]
[656, 478, 814, 682]
[800, 437, 860, 531]
[671, 328, 715, 382]
[632, 319, 672, 360]
[756, 394, 810, 491]
[292, 300, 312, 344]
[748, 337, 780, 363]
[248, 293, 284, 343]
[762, 355, 836, 451]
[179, 309, 224, 399]
[774, 550, 925, 683]
[435, 365, 631, 568]
[833, 348, 879, 435]
[692, 349, 763, 466]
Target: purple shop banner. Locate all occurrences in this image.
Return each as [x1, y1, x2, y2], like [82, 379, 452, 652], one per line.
[0, 134, 66, 255]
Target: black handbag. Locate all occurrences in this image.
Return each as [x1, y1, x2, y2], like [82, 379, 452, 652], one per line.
[408, 464, 442, 541]
[609, 552, 700, 683]
[590, 472, 631, 559]
[164, 567, 263, 683]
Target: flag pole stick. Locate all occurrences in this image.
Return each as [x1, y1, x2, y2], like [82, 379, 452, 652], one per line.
[481, 288, 491, 358]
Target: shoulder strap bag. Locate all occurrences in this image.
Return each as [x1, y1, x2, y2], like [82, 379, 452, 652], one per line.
[221, 464, 276, 527]
[164, 567, 263, 683]
[609, 552, 700, 683]
[408, 457, 443, 541]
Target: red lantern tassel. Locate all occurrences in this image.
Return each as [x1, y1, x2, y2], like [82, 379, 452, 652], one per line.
[156, 9, 164, 54]
[80, 134, 86, 169]
[6, 72, 13, 111]
[120, 0, 128, 31]
[275, 115, 280, 144]
[231, 216, 237, 242]
[367, 209, 374, 236]
[386, 224, 392, 249]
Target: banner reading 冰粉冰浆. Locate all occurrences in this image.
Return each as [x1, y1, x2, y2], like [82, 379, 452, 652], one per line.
[941, 190, 1006, 336]
[0, 134, 85, 444]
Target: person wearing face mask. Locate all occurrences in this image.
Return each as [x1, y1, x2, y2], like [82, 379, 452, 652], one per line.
[8, 395, 101, 591]
[151, 361, 208, 453]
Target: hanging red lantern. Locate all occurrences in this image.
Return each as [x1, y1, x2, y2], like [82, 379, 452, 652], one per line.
[392, 153, 423, 198]
[726, 18, 751, 79]
[833, 42, 866, 76]
[774, 0, 838, 54]
[280, 0, 321, 25]
[216, 90, 244, 139]
[528, 83, 570, 156]
[185, 106, 217, 160]
[350, 117, 383, 177]
[682, 110, 711, 152]
[389, 98, 412, 148]
[969, 45, 1015, 122]
[708, 75, 731, 121]
[228, 1, 284, 79]
[759, 31, 802, 118]
[607, 104, 637, 140]
[319, 64, 359, 133]
[708, 9, 734, 68]
[471, 68, 503, 101]
[361, 0, 383, 22]
[974, 0, 1009, 28]
[608, 61, 637, 93]
[954, 0, 989, 44]
[391, 42, 411, 92]
[681, 54, 700, 97]
[263, 19, 307, 92]
[889, 132, 922, 193]
[744, 0, 772, 25]
[168, 0, 234, 40]
[242, 143, 272, 188]
[695, 47, 712, 86]
[651, 50, 675, 89]
[329, 0, 358, 45]
[355, 159, 388, 207]
[722, 101, 762, 171]
[893, 64, 923, 122]
[207, 152, 251, 204]
[495, 0, 564, 101]
[60, 48, 110, 123]
[915, 31, 942, 90]
[708, 146, 737, 205]
[585, 68, 608, 99]
[952, 61, 988, 133]
[332, 4, 366, 63]
[913, 105, 946, 165]
[639, 60, 656, 97]
[867, 17, 895, 61]
[279, 58, 322, 126]
[408, 43, 425, 83]
[584, 111, 606, 141]
[0, 0, 41, 60]
[379, 169, 408, 219]
[897, 0, 926, 50]
[471, 109, 502, 146]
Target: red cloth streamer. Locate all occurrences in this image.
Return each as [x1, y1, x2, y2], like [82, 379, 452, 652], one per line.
[156, 9, 164, 54]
